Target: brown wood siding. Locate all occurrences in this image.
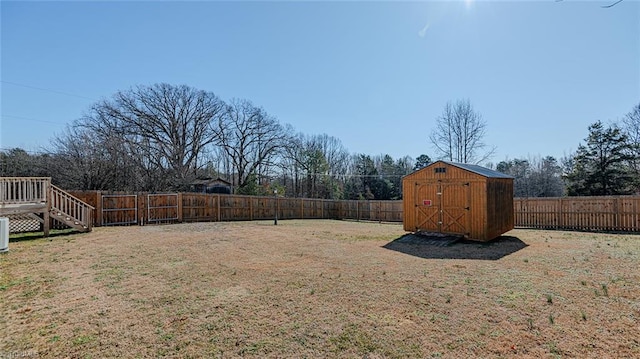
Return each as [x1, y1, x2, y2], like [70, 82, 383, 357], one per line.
[468, 181, 488, 240]
[486, 178, 515, 239]
[402, 161, 513, 241]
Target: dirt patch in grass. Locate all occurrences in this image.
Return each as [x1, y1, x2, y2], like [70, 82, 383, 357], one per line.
[1, 220, 639, 358]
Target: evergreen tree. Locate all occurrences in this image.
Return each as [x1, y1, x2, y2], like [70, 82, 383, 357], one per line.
[375, 155, 397, 200]
[413, 154, 432, 170]
[236, 172, 261, 195]
[566, 121, 637, 196]
[345, 154, 381, 200]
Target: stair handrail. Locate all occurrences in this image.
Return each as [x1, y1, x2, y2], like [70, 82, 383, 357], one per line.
[50, 184, 95, 230]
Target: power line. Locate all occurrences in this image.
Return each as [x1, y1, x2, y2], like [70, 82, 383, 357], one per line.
[0, 147, 51, 155]
[0, 80, 97, 101]
[1, 114, 65, 125]
[281, 172, 410, 178]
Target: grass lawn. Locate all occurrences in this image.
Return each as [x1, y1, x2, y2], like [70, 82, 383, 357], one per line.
[1, 220, 639, 358]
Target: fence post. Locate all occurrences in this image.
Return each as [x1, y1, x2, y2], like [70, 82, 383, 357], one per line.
[217, 195, 221, 222]
[613, 197, 619, 231]
[635, 198, 639, 232]
[250, 196, 254, 221]
[95, 191, 103, 227]
[554, 198, 559, 230]
[138, 193, 145, 225]
[177, 192, 183, 223]
[557, 197, 561, 229]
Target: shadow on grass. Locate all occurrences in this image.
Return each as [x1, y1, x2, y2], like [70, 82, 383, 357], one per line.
[382, 233, 528, 260]
[9, 229, 80, 243]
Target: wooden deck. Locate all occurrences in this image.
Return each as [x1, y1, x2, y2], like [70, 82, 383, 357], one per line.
[0, 202, 47, 212]
[0, 177, 93, 235]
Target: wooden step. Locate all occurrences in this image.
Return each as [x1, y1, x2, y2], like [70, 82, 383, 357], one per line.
[50, 210, 90, 232]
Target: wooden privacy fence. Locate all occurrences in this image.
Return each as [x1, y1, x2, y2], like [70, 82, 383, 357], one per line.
[65, 191, 640, 232]
[67, 191, 404, 227]
[514, 196, 640, 232]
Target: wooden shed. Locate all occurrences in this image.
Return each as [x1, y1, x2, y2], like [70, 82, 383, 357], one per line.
[402, 161, 514, 241]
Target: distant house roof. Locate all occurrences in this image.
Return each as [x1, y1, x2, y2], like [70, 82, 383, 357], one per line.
[440, 161, 513, 179]
[191, 177, 232, 186]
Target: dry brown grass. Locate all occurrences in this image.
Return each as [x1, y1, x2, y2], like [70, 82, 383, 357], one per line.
[1, 220, 639, 358]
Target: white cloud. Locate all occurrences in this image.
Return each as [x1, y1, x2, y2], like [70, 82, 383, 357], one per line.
[418, 23, 430, 38]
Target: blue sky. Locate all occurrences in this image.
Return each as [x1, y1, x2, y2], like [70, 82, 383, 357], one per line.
[1, 0, 638, 165]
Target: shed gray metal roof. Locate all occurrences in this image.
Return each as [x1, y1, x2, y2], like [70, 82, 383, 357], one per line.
[440, 161, 514, 179]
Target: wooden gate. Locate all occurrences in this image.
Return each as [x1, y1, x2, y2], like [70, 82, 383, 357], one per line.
[147, 194, 179, 223]
[414, 181, 470, 235]
[102, 194, 138, 225]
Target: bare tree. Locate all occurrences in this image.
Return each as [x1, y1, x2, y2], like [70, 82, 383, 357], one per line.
[281, 133, 350, 198]
[51, 125, 145, 190]
[77, 84, 225, 190]
[620, 102, 640, 191]
[212, 99, 289, 191]
[430, 99, 495, 164]
[530, 156, 565, 197]
[317, 134, 350, 198]
[0, 147, 61, 180]
[301, 137, 329, 198]
[499, 156, 564, 197]
[621, 103, 640, 160]
[53, 127, 112, 190]
[0, 148, 37, 177]
[280, 133, 305, 197]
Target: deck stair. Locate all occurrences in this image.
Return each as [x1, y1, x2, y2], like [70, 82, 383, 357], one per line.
[0, 177, 93, 235]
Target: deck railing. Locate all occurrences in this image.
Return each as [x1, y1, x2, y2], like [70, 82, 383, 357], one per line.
[50, 184, 94, 230]
[0, 177, 50, 204]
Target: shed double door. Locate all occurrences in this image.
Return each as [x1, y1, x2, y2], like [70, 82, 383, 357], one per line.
[414, 180, 471, 235]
